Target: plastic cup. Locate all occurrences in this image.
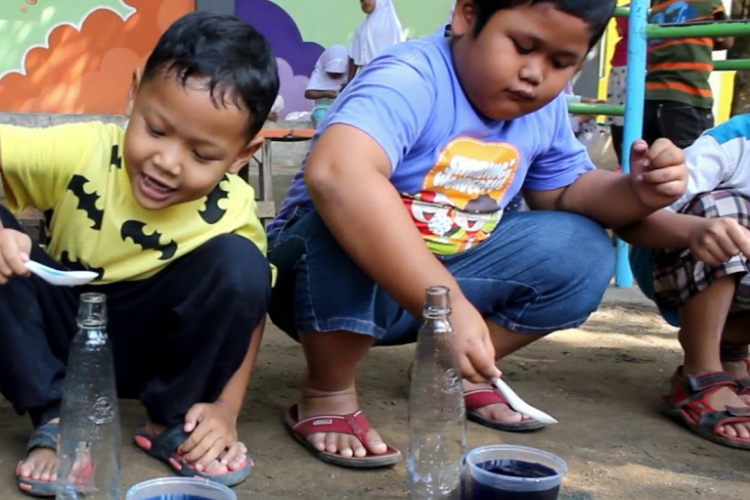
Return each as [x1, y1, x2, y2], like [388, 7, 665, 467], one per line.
[125, 477, 237, 500]
[464, 445, 567, 500]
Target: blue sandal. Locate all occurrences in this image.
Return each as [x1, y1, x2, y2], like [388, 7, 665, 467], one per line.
[134, 425, 252, 487]
[16, 423, 59, 497]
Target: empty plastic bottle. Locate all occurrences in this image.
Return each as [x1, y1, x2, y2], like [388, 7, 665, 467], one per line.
[407, 286, 466, 500]
[56, 293, 121, 500]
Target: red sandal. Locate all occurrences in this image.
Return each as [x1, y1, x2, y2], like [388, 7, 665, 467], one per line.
[465, 388, 547, 432]
[283, 404, 401, 468]
[661, 368, 750, 450]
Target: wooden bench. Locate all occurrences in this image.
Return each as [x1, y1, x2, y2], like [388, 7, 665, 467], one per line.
[253, 128, 315, 222]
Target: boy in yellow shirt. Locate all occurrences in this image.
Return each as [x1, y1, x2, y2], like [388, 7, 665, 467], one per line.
[0, 11, 277, 495]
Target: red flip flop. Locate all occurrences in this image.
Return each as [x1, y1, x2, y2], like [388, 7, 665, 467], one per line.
[283, 404, 401, 468]
[465, 388, 547, 432]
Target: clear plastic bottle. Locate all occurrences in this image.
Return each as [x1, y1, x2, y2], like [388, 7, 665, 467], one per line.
[407, 286, 466, 500]
[56, 293, 121, 500]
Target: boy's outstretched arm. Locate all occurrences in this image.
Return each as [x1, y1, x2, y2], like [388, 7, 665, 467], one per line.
[616, 210, 699, 248]
[525, 138, 687, 228]
[618, 210, 750, 266]
[304, 123, 500, 383]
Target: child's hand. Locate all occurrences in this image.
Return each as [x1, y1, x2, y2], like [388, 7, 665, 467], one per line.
[629, 138, 687, 211]
[0, 228, 32, 284]
[178, 401, 246, 472]
[688, 217, 750, 265]
[450, 297, 502, 383]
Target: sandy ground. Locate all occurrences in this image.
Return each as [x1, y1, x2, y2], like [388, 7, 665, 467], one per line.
[1, 293, 750, 500]
[2, 126, 748, 498]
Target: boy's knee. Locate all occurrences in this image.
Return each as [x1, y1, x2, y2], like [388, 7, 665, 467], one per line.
[201, 234, 272, 314]
[545, 213, 614, 284]
[686, 190, 750, 221]
[539, 213, 613, 315]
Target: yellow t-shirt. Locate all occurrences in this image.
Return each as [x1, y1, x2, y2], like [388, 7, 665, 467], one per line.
[0, 121, 270, 284]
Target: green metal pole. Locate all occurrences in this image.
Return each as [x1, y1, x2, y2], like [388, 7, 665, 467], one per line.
[567, 102, 624, 117]
[614, 7, 652, 18]
[713, 59, 750, 71]
[647, 21, 750, 39]
[613, 6, 630, 18]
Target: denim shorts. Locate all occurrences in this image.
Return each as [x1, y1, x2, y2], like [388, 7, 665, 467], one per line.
[267, 208, 614, 346]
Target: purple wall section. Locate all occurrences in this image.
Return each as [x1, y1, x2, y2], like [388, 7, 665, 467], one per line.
[234, 0, 325, 115]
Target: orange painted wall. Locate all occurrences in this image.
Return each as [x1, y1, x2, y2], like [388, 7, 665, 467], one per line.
[0, 0, 195, 114]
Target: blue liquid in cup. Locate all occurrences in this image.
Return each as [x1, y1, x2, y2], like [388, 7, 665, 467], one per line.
[471, 459, 559, 500]
[144, 496, 213, 500]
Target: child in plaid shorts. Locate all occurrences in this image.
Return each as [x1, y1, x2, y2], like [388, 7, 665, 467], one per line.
[621, 114, 750, 450]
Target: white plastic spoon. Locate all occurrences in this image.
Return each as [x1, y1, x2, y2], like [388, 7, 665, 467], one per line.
[25, 260, 98, 287]
[491, 377, 559, 425]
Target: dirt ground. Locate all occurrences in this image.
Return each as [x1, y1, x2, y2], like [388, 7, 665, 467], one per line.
[0, 133, 744, 498]
[1, 299, 749, 500]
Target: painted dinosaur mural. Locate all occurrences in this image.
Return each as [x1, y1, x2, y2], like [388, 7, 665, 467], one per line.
[234, 0, 454, 115]
[235, 0, 326, 116]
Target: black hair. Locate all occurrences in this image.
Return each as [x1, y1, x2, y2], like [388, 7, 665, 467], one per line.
[142, 11, 280, 139]
[472, 0, 617, 49]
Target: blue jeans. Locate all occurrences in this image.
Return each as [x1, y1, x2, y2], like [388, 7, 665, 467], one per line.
[268, 209, 614, 345]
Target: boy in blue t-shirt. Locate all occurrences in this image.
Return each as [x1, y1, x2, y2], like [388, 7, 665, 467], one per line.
[0, 12, 277, 494]
[267, 0, 687, 468]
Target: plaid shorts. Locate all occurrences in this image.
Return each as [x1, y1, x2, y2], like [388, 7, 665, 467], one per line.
[653, 190, 750, 311]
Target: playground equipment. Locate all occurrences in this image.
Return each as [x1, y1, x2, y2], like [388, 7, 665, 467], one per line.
[568, 1, 750, 287]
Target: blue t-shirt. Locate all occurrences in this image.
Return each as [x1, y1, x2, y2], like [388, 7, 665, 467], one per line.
[268, 29, 593, 254]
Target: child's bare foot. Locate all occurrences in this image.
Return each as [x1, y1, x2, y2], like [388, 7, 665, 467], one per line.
[17, 418, 59, 486]
[298, 385, 388, 458]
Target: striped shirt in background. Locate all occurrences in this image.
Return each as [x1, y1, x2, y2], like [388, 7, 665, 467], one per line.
[645, 0, 727, 108]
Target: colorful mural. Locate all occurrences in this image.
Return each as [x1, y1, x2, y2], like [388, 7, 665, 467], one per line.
[234, 0, 454, 115]
[235, 0, 326, 116]
[0, 0, 737, 128]
[0, 0, 453, 115]
[0, 0, 194, 114]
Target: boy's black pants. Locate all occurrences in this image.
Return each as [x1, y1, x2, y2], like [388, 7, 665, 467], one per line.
[0, 205, 270, 429]
[642, 99, 714, 149]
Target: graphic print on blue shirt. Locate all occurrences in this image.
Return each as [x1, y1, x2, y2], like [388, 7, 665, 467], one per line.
[648, 1, 698, 48]
[403, 137, 520, 254]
